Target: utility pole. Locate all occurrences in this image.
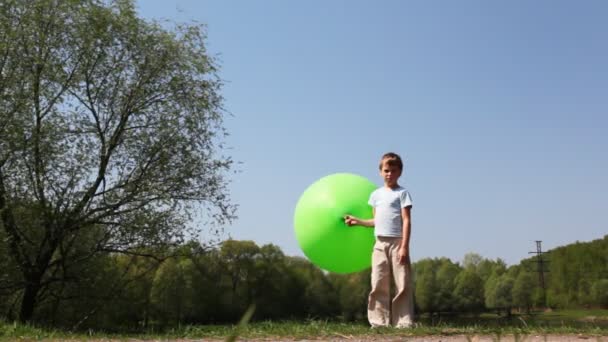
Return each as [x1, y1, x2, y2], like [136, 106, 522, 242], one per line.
[528, 240, 549, 308]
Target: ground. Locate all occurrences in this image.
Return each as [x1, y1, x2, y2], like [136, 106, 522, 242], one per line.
[30, 335, 605, 341]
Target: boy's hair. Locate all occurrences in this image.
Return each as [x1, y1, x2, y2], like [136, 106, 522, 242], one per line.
[379, 152, 403, 171]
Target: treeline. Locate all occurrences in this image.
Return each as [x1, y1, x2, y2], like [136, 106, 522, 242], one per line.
[0, 240, 370, 329]
[541, 236, 608, 308]
[0, 236, 606, 330]
[415, 235, 608, 315]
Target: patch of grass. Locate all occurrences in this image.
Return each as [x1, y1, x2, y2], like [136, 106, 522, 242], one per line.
[418, 310, 608, 330]
[0, 320, 75, 340]
[147, 320, 608, 340]
[1, 310, 607, 341]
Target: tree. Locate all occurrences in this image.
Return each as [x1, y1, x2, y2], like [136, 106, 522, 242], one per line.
[577, 278, 593, 308]
[591, 279, 608, 308]
[0, 225, 22, 320]
[453, 269, 484, 313]
[435, 258, 462, 314]
[283, 257, 339, 319]
[512, 271, 534, 313]
[304, 270, 340, 318]
[0, 0, 234, 322]
[330, 270, 370, 321]
[216, 240, 262, 320]
[150, 257, 195, 326]
[493, 275, 514, 316]
[413, 259, 438, 315]
[484, 273, 499, 311]
[281, 256, 339, 319]
[462, 253, 483, 270]
[58, 252, 161, 330]
[248, 243, 291, 320]
[477, 258, 507, 284]
[485, 272, 515, 316]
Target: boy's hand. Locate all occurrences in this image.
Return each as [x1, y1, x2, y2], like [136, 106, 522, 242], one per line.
[397, 246, 409, 265]
[344, 215, 358, 226]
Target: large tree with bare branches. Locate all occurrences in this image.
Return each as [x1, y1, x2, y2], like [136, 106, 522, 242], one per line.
[0, 0, 235, 322]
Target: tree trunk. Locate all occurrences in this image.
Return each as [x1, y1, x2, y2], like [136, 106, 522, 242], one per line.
[19, 281, 41, 323]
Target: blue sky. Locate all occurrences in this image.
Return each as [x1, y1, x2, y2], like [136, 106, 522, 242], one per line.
[137, 1, 607, 266]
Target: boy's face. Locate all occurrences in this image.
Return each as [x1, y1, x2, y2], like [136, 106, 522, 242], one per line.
[380, 162, 402, 186]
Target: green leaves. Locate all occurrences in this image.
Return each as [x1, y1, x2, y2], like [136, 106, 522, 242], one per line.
[0, 0, 234, 322]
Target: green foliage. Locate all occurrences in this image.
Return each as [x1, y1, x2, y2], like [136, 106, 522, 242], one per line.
[435, 258, 462, 313]
[484, 273, 499, 309]
[591, 279, 608, 308]
[150, 257, 196, 325]
[462, 253, 483, 270]
[1, 235, 608, 330]
[413, 258, 439, 314]
[526, 235, 608, 309]
[477, 258, 507, 284]
[413, 257, 463, 315]
[512, 271, 535, 313]
[485, 272, 515, 316]
[453, 269, 485, 312]
[5, 220, 608, 329]
[494, 276, 514, 314]
[330, 270, 370, 321]
[0, 0, 234, 323]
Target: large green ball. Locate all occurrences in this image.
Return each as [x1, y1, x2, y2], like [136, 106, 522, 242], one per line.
[294, 173, 376, 274]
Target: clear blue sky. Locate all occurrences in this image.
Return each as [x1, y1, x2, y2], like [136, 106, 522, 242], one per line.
[137, 1, 607, 266]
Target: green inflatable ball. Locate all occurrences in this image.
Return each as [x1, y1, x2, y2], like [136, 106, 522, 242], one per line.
[293, 173, 376, 274]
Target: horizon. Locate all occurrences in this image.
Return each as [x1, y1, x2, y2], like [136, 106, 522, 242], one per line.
[216, 233, 608, 267]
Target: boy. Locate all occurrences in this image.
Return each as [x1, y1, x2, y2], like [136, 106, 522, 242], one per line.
[344, 152, 414, 328]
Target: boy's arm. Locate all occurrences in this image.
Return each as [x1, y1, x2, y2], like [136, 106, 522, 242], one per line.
[344, 209, 375, 227]
[398, 206, 411, 264]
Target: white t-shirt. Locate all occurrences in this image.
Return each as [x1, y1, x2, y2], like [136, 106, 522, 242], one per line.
[368, 186, 413, 237]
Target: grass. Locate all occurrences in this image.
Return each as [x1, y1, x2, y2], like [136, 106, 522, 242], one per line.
[1, 310, 607, 341]
[0, 321, 76, 340]
[161, 319, 607, 340]
[417, 309, 608, 330]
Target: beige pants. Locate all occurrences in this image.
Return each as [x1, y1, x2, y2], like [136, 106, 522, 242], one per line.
[368, 236, 414, 328]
